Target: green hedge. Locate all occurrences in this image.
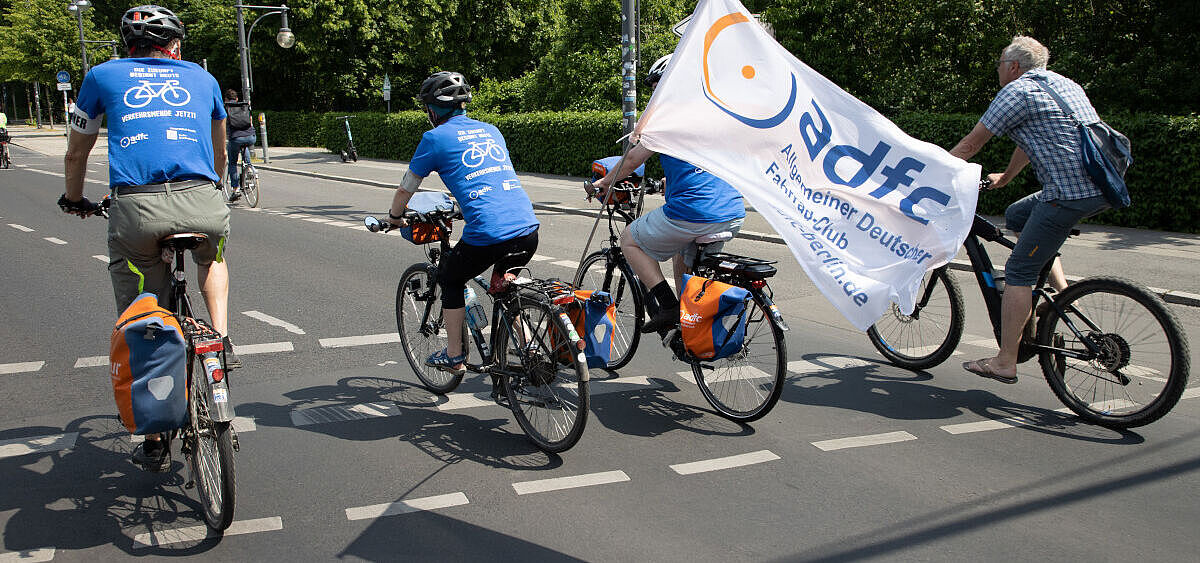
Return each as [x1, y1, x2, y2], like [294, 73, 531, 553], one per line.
[263, 110, 1200, 233]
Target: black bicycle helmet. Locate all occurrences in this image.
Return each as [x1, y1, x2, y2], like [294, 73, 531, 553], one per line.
[121, 5, 186, 48]
[646, 54, 672, 87]
[419, 72, 473, 108]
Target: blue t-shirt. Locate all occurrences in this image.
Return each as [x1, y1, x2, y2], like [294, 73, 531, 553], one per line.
[408, 115, 539, 246]
[658, 154, 745, 223]
[72, 58, 225, 187]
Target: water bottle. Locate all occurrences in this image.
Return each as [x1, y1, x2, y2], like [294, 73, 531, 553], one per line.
[465, 287, 488, 329]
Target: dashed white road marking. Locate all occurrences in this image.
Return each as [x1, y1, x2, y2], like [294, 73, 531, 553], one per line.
[1182, 387, 1200, 400]
[512, 470, 630, 495]
[93, 254, 107, 263]
[812, 431, 917, 451]
[0, 548, 55, 562]
[290, 402, 402, 426]
[345, 492, 469, 521]
[670, 450, 780, 475]
[961, 338, 999, 350]
[130, 417, 256, 444]
[74, 356, 108, 368]
[788, 357, 876, 374]
[302, 217, 333, 223]
[531, 254, 553, 262]
[8, 224, 34, 232]
[437, 376, 660, 411]
[319, 333, 400, 348]
[43, 237, 67, 245]
[0, 361, 44, 375]
[0, 433, 79, 459]
[242, 310, 306, 334]
[326, 221, 356, 227]
[132, 516, 283, 548]
[551, 260, 579, 269]
[235, 341, 294, 355]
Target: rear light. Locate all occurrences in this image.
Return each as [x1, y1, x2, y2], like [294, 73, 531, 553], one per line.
[749, 280, 766, 289]
[553, 293, 576, 306]
[194, 339, 224, 354]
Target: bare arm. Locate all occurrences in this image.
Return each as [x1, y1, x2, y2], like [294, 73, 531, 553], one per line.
[592, 143, 655, 191]
[948, 121, 994, 161]
[63, 131, 99, 201]
[986, 148, 1029, 189]
[387, 186, 418, 227]
[212, 118, 227, 180]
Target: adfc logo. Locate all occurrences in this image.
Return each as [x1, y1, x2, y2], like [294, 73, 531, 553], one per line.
[702, 12, 796, 129]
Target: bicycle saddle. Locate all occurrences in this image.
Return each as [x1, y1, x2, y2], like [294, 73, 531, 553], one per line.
[159, 233, 209, 251]
[694, 232, 733, 245]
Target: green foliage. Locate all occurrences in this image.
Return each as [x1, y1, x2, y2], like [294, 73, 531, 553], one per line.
[0, 0, 117, 86]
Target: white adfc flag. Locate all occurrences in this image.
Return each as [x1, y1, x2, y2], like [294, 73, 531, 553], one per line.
[635, 0, 981, 330]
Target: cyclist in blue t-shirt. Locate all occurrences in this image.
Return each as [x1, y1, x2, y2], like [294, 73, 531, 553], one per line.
[386, 71, 540, 376]
[60, 5, 235, 471]
[589, 54, 746, 336]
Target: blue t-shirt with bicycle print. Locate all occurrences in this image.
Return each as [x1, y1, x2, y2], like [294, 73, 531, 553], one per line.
[72, 58, 225, 187]
[408, 115, 539, 246]
[658, 154, 745, 223]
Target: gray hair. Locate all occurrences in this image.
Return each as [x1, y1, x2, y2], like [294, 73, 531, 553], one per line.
[1002, 36, 1049, 70]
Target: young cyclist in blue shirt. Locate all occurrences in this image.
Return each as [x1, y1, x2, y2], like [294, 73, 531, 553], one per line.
[386, 72, 540, 376]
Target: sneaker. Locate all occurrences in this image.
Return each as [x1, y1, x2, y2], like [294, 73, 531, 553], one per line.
[132, 436, 171, 472]
[640, 309, 678, 334]
[227, 190, 241, 203]
[222, 335, 242, 370]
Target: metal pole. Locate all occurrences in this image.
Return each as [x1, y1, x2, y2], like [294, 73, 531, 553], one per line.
[236, 5, 252, 108]
[258, 113, 270, 163]
[620, 0, 638, 152]
[33, 81, 42, 128]
[75, 7, 90, 78]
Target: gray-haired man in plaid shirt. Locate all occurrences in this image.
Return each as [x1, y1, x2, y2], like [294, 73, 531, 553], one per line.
[949, 36, 1112, 384]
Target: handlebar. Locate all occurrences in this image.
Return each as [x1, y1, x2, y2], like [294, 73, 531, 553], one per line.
[334, 115, 356, 121]
[58, 194, 110, 219]
[364, 205, 462, 233]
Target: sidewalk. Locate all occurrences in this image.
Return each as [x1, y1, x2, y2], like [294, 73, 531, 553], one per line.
[9, 127, 1200, 307]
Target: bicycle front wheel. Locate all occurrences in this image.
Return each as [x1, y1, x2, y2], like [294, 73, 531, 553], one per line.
[691, 292, 787, 422]
[572, 250, 644, 369]
[867, 266, 964, 370]
[241, 164, 260, 208]
[1037, 277, 1190, 428]
[187, 360, 236, 531]
[497, 299, 589, 453]
[396, 263, 466, 394]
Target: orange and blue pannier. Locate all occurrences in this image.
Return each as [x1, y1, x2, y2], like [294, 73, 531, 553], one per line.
[679, 274, 750, 361]
[109, 293, 189, 434]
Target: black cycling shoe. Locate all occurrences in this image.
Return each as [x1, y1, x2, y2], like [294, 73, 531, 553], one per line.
[640, 310, 678, 334]
[132, 436, 171, 472]
[222, 335, 242, 370]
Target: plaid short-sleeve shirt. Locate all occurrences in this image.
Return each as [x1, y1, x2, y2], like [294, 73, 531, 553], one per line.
[980, 69, 1102, 201]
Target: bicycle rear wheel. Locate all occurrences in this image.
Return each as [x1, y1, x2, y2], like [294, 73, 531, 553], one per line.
[1037, 277, 1190, 428]
[867, 266, 964, 370]
[572, 250, 643, 369]
[497, 298, 589, 453]
[0, 145, 10, 169]
[241, 164, 260, 208]
[396, 263, 466, 394]
[691, 293, 786, 422]
[187, 355, 236, 531]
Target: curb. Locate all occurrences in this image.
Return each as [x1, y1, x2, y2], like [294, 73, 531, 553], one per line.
[258, 163, 1200, 308]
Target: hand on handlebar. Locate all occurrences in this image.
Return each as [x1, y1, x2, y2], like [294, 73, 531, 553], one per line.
[583, 179, 608, 202]
[58, 194, 108, 218]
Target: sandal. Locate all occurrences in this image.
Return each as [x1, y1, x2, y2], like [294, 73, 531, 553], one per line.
[963, 358, 1017, 384]
[426, 348, 466, 375]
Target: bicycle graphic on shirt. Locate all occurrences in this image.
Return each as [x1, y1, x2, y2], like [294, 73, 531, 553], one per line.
[123, 80, 192, 109]
[460, 138, 506, 168]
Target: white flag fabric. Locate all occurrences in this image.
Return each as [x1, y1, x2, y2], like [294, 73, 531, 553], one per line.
[635, 0, 981, 330]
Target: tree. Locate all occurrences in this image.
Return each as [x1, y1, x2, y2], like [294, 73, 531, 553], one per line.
[0, 0, 117, 87]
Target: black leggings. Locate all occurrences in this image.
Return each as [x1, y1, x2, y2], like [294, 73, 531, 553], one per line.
[439, 229, 538, 309]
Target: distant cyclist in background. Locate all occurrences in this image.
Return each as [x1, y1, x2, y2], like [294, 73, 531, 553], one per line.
[589, 54, 746, 336]
[61, 4, 237, 471]
[385, 71, 540, 376]
[222, 88, 255, 202]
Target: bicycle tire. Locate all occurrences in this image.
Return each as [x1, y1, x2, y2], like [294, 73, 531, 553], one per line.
[220, 173, 238, 202]
[690, 292, 787, 422]
[396, 263, 466, 394]
[187, 356, 236, 531]
[572, 250, 644, 370]
[1037, 276, 1190, 429]
[497, 298, 589, 453]
[0, 145, 9, 169]
[867, 266, 965, 370]
[241, 164, 260, 208]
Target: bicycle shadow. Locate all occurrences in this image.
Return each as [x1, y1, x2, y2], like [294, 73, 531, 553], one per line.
[780, 353, 1145, 444]
[585, 370, 755, 439]
[339, 509, 586, 562]
[0, 416, 231, 557]
[236, 368, 566, 472]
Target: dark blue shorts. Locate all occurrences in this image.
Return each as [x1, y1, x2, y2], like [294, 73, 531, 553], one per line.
[1003, 193, 1109, 286]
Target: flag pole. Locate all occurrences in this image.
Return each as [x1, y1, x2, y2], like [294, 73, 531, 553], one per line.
[576, 144, 635, 266]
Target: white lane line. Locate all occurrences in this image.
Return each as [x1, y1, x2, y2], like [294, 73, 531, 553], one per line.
[812, 431, 917, 451]
[0, 433, 79, 459]
[1183, 387, 1200, 400]
[93, 254, 107, 263]
[345, 492, 469, 521]
[8, 224, 34, 232]
[242, 310, 306, 334]
[530, 254, 553, 262]
[788, 357, 876, 374]
[302, 217, 333, 223]
[74, 356, 108, 368]
[674, 367, 774, 385]
[512, 470, 630, 495]
[670, 450, 780, 475]
[130, 417, 256, 444]
[551, 260, 579, 269]
[132, 516, 283, 548]
[0, 548, 55, 562]
[290, 402, 401, 426]
[941, 401, 1141, 435]
[327, 221, 356, 227]
[961, 338, 999, 350]
[43, 237, 68, 245]
[437, 376, 660, 411]
[235, 341, 294, 355]
[283, 213, 312, 219]
[0, 361, 44, 375]
[319, 333, 400, 348]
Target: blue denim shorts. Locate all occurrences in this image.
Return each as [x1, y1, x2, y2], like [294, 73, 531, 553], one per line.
[1003, 193, 1109, 286]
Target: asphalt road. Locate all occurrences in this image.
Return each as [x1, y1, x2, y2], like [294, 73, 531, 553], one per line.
[1, 142, 1198, 562]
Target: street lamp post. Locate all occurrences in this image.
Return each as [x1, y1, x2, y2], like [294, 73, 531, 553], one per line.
[67, 0, 92, 79]
[83, 40, 121, 63]
[234, 3, 295, 109]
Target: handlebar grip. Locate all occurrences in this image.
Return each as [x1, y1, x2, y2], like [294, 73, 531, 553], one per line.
[979, 178, 993, 190]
